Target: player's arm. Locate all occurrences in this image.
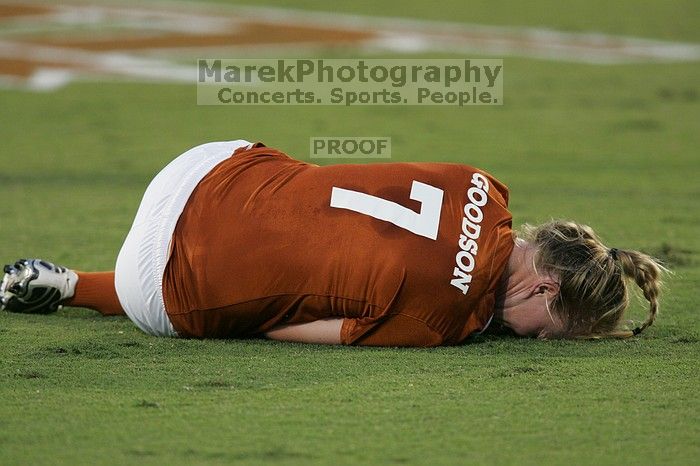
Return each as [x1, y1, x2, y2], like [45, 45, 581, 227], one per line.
[265, 315, 443, 347]
[344, 314, 444, 347]
[264, 318, 343, 345]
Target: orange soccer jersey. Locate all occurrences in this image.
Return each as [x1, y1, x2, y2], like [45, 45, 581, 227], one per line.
[162, 143, 514, 347]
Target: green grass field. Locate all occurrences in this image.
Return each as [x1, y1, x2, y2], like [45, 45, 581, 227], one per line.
[1, 1, 699, 465]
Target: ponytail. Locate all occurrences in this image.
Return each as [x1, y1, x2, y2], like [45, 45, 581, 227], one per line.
[614, 249, 668, 337]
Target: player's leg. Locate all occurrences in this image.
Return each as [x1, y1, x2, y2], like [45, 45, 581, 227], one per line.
[67, 271, 124, 315]
[0, 259, 123, 316]
[2, 140, 252, 334]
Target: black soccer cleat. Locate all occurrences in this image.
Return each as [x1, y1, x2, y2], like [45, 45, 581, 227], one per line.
[0, 259, 78, 314]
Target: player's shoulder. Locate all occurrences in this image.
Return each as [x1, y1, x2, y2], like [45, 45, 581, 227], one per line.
[414, 161, 511, 208]
[465, 165, 510, 208]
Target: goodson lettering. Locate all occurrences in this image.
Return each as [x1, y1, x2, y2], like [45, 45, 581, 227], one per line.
[450, 173, 490, 295]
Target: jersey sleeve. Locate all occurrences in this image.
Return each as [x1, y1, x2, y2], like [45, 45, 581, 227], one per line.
[341, 314, 444, 347]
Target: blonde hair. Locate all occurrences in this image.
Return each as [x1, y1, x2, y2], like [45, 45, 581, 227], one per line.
[519, 220, 668, 339]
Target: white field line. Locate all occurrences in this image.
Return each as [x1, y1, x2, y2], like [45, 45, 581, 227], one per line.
[4, 0, 700, 63]
[0, 39, 194, 90]
[227, 4, 700, 63]
[0, 0, 699, 90]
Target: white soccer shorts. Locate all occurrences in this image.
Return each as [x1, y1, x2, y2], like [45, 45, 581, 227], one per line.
[114, 140, 252, 336]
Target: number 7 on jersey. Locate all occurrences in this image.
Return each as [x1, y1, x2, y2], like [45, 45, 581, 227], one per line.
[330, 181, 444, 240]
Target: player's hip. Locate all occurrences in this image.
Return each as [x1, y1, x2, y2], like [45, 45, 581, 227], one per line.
[114, 140, 252, 337]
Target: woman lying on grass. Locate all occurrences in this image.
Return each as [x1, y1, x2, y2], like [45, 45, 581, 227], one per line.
[0, 141, 667, 346]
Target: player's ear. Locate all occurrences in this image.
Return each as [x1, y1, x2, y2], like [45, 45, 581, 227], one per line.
[531, 280, 559, 298]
